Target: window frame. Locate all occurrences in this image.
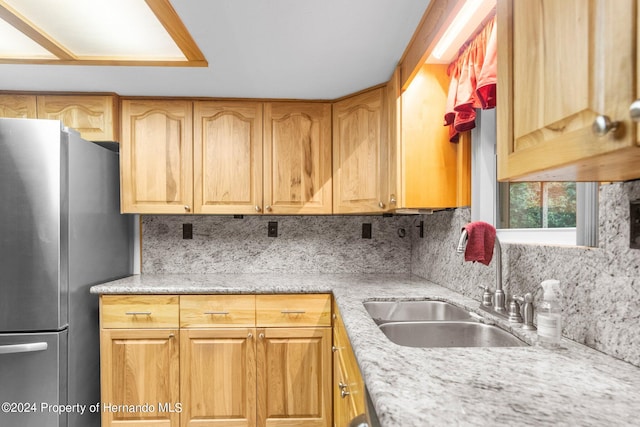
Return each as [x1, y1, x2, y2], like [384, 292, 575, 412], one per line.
[471, 109, 598, 247]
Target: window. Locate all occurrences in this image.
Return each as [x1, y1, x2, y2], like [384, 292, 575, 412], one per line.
[471, 109, 598, 247]
[498, 182, 576, 229]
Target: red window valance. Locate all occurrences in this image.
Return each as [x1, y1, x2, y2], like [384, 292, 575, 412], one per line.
[444, 15, 497, 143]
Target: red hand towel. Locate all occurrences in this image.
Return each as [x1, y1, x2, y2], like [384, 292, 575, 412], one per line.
[463, 221, 496, 266]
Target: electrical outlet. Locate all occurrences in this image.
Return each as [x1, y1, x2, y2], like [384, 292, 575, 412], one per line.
[268, 221, 278, 238]
[362, 223, 372, 239]
[183, 223, 193, 240]
[631, 200, 640, 249]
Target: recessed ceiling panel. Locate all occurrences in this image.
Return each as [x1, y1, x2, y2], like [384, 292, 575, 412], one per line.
[0, 16, 55, 58]
[4, 0, 185, 59]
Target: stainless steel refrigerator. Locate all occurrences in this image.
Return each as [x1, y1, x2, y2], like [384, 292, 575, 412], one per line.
[0, 118, 133, 427]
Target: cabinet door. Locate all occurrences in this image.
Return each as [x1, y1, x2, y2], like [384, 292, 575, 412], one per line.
[332, 307, 364, 421]
[257, 327, 331, 427]
[193, 101, 263, 214]
[400, 64, 470, 209]
[333, 328, 355, 427]
[0, 94, 37, 118]
[333, 88, 389, 213]
[100, 329, 179, 427]
[498, 0, 640, 181]
[37, 95, 118, 141]
[120, 99, 193, 213]
[263, 102, 332, 214]
[180, 328, 256, 427]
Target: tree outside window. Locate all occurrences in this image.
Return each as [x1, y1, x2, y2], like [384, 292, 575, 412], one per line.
[500, 182, 576, 229]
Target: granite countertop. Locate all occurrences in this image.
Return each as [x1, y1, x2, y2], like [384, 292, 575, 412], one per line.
[92, 274, 640, 426]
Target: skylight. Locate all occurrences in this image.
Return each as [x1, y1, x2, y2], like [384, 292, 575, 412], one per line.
[0, 0, 206, 66]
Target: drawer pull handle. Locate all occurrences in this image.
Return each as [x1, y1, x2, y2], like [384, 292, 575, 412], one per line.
[125, 311, 152, 316]
[281, 310, 306, 314]
[204, 311, 230, 315]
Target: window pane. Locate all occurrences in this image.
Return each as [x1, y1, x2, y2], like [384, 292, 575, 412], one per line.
[500, 182, 576, 229]
[546, 182, 576, 228]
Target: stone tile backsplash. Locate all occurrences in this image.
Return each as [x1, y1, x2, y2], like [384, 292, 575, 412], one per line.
[410, 180, 640, 367]
[141, 181, 640, 366]
[142, 215, 413, 274]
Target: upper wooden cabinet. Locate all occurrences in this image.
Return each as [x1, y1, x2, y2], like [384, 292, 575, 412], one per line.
[264, 102, 332, 214]
[391, 65, 470, 210]
[122, 99, 332, 214]
[0, 93, 119, 141]
[333, 88, 390, 214]
[120, 99, 193, 214]
[194, 101, 263, 214]
[0, 94, 37, 118]
[37, 95, 119, 141]
[497, 0, 640, 181]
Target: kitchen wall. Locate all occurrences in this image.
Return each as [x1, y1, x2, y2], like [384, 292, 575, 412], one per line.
[141, 181, 639, 367]
[142, 215, 413, 274]
[411, 180, 640, 367]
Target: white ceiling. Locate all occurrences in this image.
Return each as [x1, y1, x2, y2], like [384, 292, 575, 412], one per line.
[0, 0, 432, 100]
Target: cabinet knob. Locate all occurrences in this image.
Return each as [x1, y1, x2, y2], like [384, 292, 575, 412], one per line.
[341, 389, 351, 398]
[168, 333, 175, 338]
[630, 99, 640, 122]
[255, 205, 262, 212]
[390, 195, 397, 204]
[378, 201, 385, 209]
[247, 333, 253, 339]
[184, 205, 190, 212]
[258, 333, 265, 339]
[265, 205, 272, 212]
[592, 115, 620, 137]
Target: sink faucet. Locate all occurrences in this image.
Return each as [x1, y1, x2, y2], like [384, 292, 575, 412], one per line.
[456, 228, 506, 315]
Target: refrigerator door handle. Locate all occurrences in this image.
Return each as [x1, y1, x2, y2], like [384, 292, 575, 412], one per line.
[0, 342, 48, 355]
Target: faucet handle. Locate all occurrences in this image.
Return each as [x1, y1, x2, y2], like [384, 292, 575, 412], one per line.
[513, 293, 536, 330]
[478, 285, 493, 307]
[507, 297, 523, 323]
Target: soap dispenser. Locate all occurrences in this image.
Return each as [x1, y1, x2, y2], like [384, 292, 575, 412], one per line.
[537, 279, 562, 348]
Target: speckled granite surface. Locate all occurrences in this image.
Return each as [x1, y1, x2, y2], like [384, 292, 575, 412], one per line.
[91, 274, 640, 427]
[141, 215, 413, 274]
[411, 180, 640, 367]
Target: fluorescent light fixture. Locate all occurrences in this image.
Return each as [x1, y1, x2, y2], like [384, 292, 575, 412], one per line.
[0, 0, 207, 66]
[429, 0, 495, 63]
[0, 15, 54, 58]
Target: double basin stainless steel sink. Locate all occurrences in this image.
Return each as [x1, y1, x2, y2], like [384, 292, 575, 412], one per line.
[363, 300, 527, 348]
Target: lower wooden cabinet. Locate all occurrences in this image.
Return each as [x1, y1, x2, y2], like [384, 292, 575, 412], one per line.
[333, 306, 365, 426]
[257, 327, 332, 427]
[181, 328, 256, 427]
[100, 294, 332, 427]
[100, 329, 180, 427]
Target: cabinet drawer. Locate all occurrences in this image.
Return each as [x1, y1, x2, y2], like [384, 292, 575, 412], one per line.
[180, 295, 256, 328]
[256, 294, 331, 327]
[101, 295, 179, 328]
